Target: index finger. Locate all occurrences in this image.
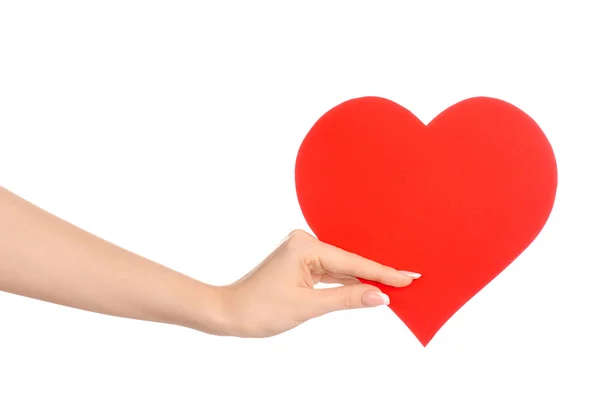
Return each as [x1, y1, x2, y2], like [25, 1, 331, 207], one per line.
[313, 239, 421, 287]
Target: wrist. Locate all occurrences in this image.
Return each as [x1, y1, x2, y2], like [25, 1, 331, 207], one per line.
[178, 282, 238, 337]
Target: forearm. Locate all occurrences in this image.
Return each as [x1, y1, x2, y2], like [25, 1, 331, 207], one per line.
[0, 186, 231, 335]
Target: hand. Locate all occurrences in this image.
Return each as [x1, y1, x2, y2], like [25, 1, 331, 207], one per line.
[221, 230, 421, 338]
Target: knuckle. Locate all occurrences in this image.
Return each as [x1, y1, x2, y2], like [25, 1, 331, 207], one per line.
[279, 230, 325, 273]
[339, 289, 354, 310]
[283, 229, 310, 249]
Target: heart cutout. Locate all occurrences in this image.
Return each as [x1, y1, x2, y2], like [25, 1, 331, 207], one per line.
[295, 96, 557, 346]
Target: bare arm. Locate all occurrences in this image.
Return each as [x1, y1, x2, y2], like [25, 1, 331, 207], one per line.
[0, 186, 419, 338]
[0, 186, 230, 334]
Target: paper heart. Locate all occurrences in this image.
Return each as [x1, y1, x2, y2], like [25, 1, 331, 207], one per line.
[295, 96, 557, 346]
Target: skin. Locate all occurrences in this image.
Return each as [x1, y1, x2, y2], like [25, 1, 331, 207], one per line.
[0, 186, 420, 338]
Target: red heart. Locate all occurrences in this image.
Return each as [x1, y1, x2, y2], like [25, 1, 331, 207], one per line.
[295, 96, 557, 346]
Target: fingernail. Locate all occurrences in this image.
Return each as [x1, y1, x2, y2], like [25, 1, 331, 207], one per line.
[399, 270, 421, 279]
[362, 291, 390, 307]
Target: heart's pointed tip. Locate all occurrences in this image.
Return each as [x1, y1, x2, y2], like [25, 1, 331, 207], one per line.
[414, 331, 436, 347]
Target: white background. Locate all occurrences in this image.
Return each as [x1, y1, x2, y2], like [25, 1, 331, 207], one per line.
[1, 1, 599, 396]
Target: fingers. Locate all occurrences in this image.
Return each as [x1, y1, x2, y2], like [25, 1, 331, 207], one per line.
[310, 284, 390, 317]
[314, 240, 420, 287]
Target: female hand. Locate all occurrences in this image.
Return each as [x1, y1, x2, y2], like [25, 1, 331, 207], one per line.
[220, 229, 420, 338]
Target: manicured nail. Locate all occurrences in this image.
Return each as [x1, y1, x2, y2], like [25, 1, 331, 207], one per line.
[362, 291, 390, 307]
[399, 270, 421, 279]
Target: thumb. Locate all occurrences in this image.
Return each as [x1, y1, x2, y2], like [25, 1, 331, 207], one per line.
[310, 284, 390, 317]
